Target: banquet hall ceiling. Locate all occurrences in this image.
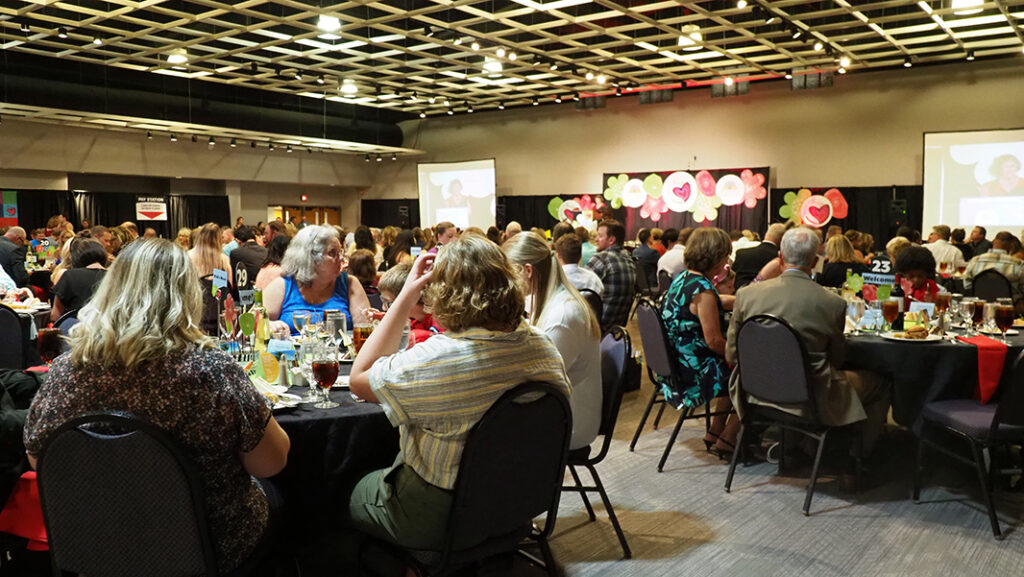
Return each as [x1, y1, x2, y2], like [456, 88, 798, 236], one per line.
[1, 1, 1023, 118]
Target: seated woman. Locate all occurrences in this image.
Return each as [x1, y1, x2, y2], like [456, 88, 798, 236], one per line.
[895, 245, 940, 307]
[818, 235, 868, 288]
[384, 229, 416, 270]
[504, 232, 602, 451]
[50, 237, 107, 322]
[264, 225, 370, 335]
[348, 235, 571, 551]
[189, 223, 232, 286]
[347, 249, 379, 295]
[254, 234, 290, 291]
[660, 227, 738, 455]
[23, 239, 290, 574]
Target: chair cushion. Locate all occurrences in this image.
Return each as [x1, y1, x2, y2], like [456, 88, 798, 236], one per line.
[921, 399, 1024, 440]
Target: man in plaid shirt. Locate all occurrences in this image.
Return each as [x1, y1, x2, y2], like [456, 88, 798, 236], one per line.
[963, 230, 1024, 312]
[586, 219, 636, 331]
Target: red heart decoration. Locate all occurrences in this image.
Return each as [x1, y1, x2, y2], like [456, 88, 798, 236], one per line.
[809, 204, 830, 224]
[5, 208, 13, 216]
[673, 184, 691, 202]
[563, 208, 581, 221]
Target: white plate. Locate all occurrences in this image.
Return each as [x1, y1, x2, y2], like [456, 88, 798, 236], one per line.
[980, 328, 1020, 336]
[331, 376, 351, 389]
[271, 392, 303, 410]
[880, 331, 944, 343]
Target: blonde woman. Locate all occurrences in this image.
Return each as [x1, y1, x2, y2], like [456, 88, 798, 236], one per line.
[175, 227, 192, 250]
[24, 239, 290, 573]
[504, 231, 602, 450]
[348, 235, 570, 551]
[49, 237, 74, 286]
[189, 222, 233, 286]
[818, 234, 867, 288]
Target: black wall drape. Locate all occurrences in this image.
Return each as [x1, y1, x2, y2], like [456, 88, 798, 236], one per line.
[360, 199, 421, 229]
[16, 190, 77, 230]
[768, 186, 923, 252]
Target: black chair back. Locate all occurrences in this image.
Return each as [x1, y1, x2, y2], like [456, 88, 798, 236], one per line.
[992, 351, 1024, 435]
[736, 314, 815, 412]
[54, 309, 79, 336]
[0, 305, 24, 370]
[590, 327, 630, 461]
[364, 286, 384, 311]
[657, 270, 673, 295]
[199, 274, 219, 336]
[636, 302, 675, 379]
[579, 288, 603, 322]
[37, 412, 219, 577]
[444, 383, 571, 556]
[973, 269, 1013, 301]
[635, 260, 653, 293]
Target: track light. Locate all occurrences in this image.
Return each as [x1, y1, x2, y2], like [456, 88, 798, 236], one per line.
[230, 138, 237, 147]
[208, 136, 215, 146]
[170, 133, 178, 142]
[376, 154, 383, 162]
[467, 104, 474, 113]
[316, 75, 325, 85]
[533, 97, 539, 106]
[365, 154, 371, 162]
[549, 61, 558, 70]
[92, 35, 102, 45]
[167, 48, 189, 65]
[447, 109, 454, 115]
[146, 131, 153, 140]
[443, 98, 450, 107]
[419, 111, 426, 118]
[293, 70, 302, 81]
[268, 142, 275, 151]
[724, 76, 734, 86]
[508, 51, 517, 61]
[307, 148, 313, 154]
[615, 86, 622, 96]
[191, 134, 198, 143]
[471, 41, 480, 51]
[57, 27, 68, 39]
[838, 67, 847, 74]
[766, 14, 777, 25]
[428, 96, 436, 104]
[317, 15, 341, 33]
[839, 56, 851, 68]
[903, 57, 913, 68]
[791, 28, 803, 40]
[496, 47, 506, 58]
[813, 41, 824, 51]
[555, 94, 562, 103]
[573, 92, 580, 101]
[453, 37, 462, 46]
[287, 145, 293, 152]
[966, 50, 975, 61]
[585, 71, 594, 80]
[392, 153, 398, 161]
[251, 141, 257, 148]
[596, 74, 606, 84]
[20, 23, 29, 33]
[737, 0, 747, 7]
[499, 101, 506, 110]
[785, 69, 794, 79]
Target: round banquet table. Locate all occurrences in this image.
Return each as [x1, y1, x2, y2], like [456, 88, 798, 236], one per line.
[843, 330, 1024, 430]
[270, 372, 399, 538]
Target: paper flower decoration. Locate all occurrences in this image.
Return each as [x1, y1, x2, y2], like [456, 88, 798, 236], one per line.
[716, 174, 745, 206]
[800, 195, 834, 227]
[643, 173, 663, 198]
[621, 178, 648, 208]
[740, 169, 767, 209]
[691, 191, 722, 223]
[662, 171, 698, 213]
[560, 199, 583, 222]
[640, 194, 669, 221]
[778, 189, 812, 222]
[823, 188, 848, 219]
[603, 174, 628, 209]
[696, 170, 717, 196]
[547, 197, 564, 220]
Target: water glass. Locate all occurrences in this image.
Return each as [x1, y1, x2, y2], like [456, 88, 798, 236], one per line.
[846, 298, 865, 334]
[292, 310, 311, 340]
[959, 299, 976, 336]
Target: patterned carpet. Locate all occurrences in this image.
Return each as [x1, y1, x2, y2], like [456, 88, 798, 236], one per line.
[544, 323, 1024, 577]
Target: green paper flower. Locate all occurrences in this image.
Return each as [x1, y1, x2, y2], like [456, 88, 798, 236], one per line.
[847, 274, 865, 294]
[238, 312, 256, 336]
[643, 173, 663, 199]
[691, 192, 722, 223]
[547, 197, 564, 220]
[603, 174, 628, 209]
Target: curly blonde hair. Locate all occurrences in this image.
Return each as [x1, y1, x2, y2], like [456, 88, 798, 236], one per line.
[424, 234, 524, 332]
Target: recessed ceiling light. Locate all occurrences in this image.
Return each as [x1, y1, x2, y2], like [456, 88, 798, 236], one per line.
[585, 71, 594, 80]
[57, 27, 68, 39]
[737, 0, 748, 8]
[340, 79, 358, 94]
[420, 111, 427, 118]
[167, 48, 189, 65]
[471, 41, 480, 51]
[508, 51, 517, 61]
[317, 15, 341, 33]
[839, 56, 851, 68]
[814, 41, 824, 51]
[496, 47, 506, 58]
[596, 74, 606, 84]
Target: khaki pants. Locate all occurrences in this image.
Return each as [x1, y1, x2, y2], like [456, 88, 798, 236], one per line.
[843, 370, 890, 456]
[348, 455, 454, 551]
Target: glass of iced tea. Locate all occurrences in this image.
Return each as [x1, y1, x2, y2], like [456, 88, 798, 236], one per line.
[37, 328, 63, 365]
[882, 298, 900, 332]
[353, 323, 374, 354]
[972, 299, 986, 333]
[934, 292, 951, 315]
[311, 343, 340, 409]
[956, 264, 967, 276]
[995, 298, 1016, 344]
[938, 261, 948, 275]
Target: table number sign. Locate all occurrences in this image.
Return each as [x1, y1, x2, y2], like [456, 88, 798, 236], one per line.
[238, 289, 255, 308]
[212, 268, 229, 289]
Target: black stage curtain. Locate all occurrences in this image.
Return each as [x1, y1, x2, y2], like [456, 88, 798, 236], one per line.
[166, 195, 231, 237]
[768, 186, 923, 252]
[16, 190, 77, 230]
[361, 199, 421, 229]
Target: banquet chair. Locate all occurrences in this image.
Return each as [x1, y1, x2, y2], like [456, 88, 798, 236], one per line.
[657, 270, 673, 297]
[578, 288, 603, 324]
[971, 269, 1013, 301]
[724, 314, 852, 516]
[0, 305, 24, 371]
[631, 302, 730, 471]
[561, 326, 632, 559]
[199, 274, 220, 336]
[629, 259, 656, 320]
[54, 309, 79, 353]
[913, 351, 1024, 540]
[362, 382, 572, 577]
[365, 286, 384, 311]
[37, 411, 266, 577]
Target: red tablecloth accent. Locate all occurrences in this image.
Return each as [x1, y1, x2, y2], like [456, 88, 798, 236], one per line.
[0, 471, 48, 551]
[957, 335, 1008, 404]
[26, 366, 48, 374]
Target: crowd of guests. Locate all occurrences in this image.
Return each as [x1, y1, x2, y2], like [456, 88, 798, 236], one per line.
[4, 207, 1024, 573]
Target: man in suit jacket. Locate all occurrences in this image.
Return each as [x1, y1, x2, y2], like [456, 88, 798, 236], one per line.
[229, 225, 267, 296]
[732, 223, 787, 290]
[0, 227, 28, 288]
[727, 226, 889, 454]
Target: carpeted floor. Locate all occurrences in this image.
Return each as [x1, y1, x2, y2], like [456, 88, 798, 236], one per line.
[545, 321, 1024, 577]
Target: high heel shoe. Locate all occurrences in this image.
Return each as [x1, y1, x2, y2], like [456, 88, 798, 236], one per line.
[703, 432, 720, 452]
[711, 439, 736, 461]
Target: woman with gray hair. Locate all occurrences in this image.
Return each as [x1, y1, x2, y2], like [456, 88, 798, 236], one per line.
[264, 225, 371, 335]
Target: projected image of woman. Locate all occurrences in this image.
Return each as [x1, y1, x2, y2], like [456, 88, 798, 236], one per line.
[981, 154, 1024, 196]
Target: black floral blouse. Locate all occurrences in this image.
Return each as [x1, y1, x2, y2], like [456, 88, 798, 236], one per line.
[24, 346, 273, 572]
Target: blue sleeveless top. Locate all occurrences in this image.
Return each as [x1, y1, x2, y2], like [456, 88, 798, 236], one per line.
[279, 274, 352, 335]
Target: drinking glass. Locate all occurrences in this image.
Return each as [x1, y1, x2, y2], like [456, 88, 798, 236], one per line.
[882, 298, 900, 332]
[353, 323, 374, 354]
[938, 261, 948, 275]
[972, 299, 986, 334]
[292, 310, 311, 340]
[37, 328, 62, 365]
[867, 301, 884, 333]
[995, 298, 1015, 344]
[959, 299, 976, 336]
[956, 264, 967, 276]
[304, 310, 324, 341]
[846, 298, 865, 334]
[983, 302, 997, 334]
[311, 344, 340, 409]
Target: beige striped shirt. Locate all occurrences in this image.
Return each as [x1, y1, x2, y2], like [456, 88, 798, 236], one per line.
[369, 320, 570, 490]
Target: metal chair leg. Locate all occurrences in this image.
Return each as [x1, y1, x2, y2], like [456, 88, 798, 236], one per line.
[652, 401, 667, 430]
[583, 463, 632, 559]
[568, 465, 596, 522]
[803, 430, 829, 516]
[724, 423, 746, 493]
[913, 426, 926, 503]
[629, 387, 660, 451]
[657, 407, 690, 472]
[970, 443, 1003, 540]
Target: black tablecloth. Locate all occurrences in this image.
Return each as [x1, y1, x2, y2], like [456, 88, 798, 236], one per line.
[16, 308, 48, 368]
[845, 331, 1024, 429]
[272, 383, 399, 536]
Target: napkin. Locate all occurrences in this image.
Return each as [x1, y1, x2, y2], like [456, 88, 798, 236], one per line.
[956, 335, 1008, 404]
[0, 471, 48, 550]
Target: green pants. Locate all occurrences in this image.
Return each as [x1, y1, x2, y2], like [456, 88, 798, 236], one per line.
[348, 456, 454, 551]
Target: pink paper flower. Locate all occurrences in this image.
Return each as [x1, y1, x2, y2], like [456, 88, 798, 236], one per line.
[640, 195, 669, 222]
[740, 169, 767, 209]
[696, 170, 717, 196]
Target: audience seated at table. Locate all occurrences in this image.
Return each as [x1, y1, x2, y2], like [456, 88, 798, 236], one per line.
[254, 234, 290, 291]
[894, 246, 940, 307]
[924, 225, 967, 273]
[0, 227, 28, 288]
[384, 229, 416, 269]
[950, 227, 974, 261]
[633, 228, 660, 288]
[347, 249, 379, 296]
[660, 227, 739, 454]
[657, 227, 692, 280]
[968, 225, 992, 255]
[23, 239, 291, 574]
[586, 219, 636, 332]
[189, 223, 233, 287]
[505, 231, 602, 451]
[50, 237, 107, 322]
[963, 230, 1024, 312]
[818, 235, 868, 288]
[264, 225, 369, 335]
[727, 227, 890, 456]
[733, 223, 786, 290]
[229, 225, 267, 294]
[347, 235, 570, 551]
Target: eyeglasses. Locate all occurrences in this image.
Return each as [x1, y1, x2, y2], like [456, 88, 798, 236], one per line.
[324, 249, 343, 260]
[380, 298, 392, 311]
